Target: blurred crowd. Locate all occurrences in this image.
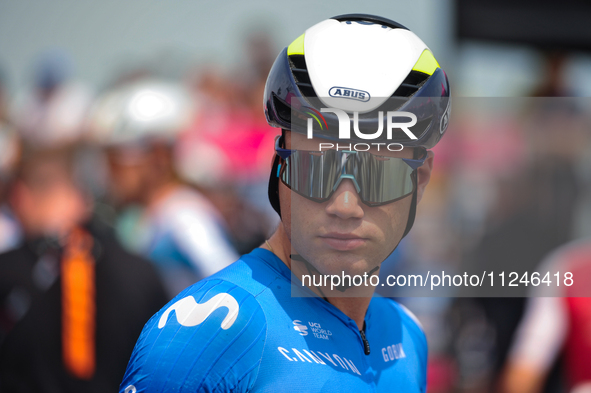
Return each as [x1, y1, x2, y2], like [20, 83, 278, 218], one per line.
[380, 55, 591, 392]
[0, 34, 590, 393]
[0, 33, 280, 391]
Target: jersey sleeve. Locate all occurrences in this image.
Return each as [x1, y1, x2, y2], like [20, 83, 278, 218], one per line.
[507, 296, 567, 371]
[120, 279, 266, 393]
[171, 206, 239, 277]
[506, 246, 572, 372]
[395, 301, 428, 392]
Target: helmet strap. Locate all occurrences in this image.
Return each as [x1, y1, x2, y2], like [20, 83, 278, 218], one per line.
[385, 148, 419, 258]
[401, 169, 418, 239]
[268, 131, 285, 218]
[268, 154, 282, 218]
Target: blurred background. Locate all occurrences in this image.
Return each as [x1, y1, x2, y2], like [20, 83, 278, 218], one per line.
[0, 0, 590, 392]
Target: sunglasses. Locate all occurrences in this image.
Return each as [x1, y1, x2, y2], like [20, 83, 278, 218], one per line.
[275, 136, 426, 206]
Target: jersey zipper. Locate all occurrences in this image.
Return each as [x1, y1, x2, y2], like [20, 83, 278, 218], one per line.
[360, 329, 370, 355]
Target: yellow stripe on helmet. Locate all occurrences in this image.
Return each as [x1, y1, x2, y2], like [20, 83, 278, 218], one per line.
[412, 49, 440, 75]
[287, 33, 305, 56]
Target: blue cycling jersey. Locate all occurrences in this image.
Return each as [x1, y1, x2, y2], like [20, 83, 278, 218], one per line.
[120, 248, 427, 392]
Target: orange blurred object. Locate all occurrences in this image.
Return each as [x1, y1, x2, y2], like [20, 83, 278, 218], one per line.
[61, 228, 96, 379]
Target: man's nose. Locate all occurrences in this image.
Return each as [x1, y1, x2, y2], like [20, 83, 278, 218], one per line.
[324, 178, 364, 220]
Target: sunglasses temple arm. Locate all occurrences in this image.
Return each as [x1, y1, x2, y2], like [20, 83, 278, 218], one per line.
[274, 136, 293, 159]
[401, 157, 425, 170]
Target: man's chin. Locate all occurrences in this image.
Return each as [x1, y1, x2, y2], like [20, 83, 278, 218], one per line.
[300, 252, 376, 276]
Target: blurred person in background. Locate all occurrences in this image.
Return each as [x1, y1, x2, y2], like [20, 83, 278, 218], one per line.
[0, 143, 167, 392]
[89, 78, 239, 299]
[0, 68, 21, 253]
[495, 97, 590, 393]
[179, 66, 277, 255]
[0, 128, 20, 254]
[178, 32, 281, 254]
[500, 238, 591, 393]
[13, 50, 92, 147]
[458, 100, 587, 392]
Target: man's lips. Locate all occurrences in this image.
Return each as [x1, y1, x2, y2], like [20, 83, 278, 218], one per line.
[318, 233, 368, 251]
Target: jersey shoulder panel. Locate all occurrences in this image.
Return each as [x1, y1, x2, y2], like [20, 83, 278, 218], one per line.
[120, 278, 267, 393]
[372, 297, 426, 339]
[370, 297, 428, 389]
[207, 249, 289, 297]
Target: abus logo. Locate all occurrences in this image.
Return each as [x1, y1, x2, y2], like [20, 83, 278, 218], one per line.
[307, 108, 418, 141]
[329, 86, 370, 102]
[158, 293, 239, 330]
[293, 320, 308, 336]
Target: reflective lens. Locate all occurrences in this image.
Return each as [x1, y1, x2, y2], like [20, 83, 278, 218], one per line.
[276, 138, 424, 206]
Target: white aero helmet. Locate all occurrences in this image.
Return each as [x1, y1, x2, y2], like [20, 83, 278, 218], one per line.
[89, 79, 194, 146]
[264, 14, 451, 148]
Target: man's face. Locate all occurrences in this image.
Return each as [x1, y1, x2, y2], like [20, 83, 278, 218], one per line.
[11, 158, 89, 238]
[278, 131, 433, 279]
[105, 147, 152, 206]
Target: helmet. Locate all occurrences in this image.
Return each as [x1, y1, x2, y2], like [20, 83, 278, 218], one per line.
[264, 13, 450, 148]
[88, 79, 194, 146]
[265, 14, 451, 232]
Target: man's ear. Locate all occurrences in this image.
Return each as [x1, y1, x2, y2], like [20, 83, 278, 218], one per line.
[416, 150, 434, 204]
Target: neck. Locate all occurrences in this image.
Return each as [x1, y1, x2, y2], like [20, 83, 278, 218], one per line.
[262, 225, 374, 330]
[144, 180, 181, 208]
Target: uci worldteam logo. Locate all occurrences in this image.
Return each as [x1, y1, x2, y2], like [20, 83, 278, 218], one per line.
[293, 320, 309, 336]
[329, 86, 370, 102]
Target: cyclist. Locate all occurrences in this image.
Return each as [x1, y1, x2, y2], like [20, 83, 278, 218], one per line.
[0, 126, 20, 253]
[0, 144, 167, 392]
[501, 238, 591, 393]
[89, 79, 238, 298]
[121, 14, 451, 392]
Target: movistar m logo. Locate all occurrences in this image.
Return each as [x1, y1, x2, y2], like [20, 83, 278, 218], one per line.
[158, 293, 239, 330]
[329, 86, 370, 102]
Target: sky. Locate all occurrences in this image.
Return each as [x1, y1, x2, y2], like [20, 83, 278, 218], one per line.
[1, 0, 590, 96]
